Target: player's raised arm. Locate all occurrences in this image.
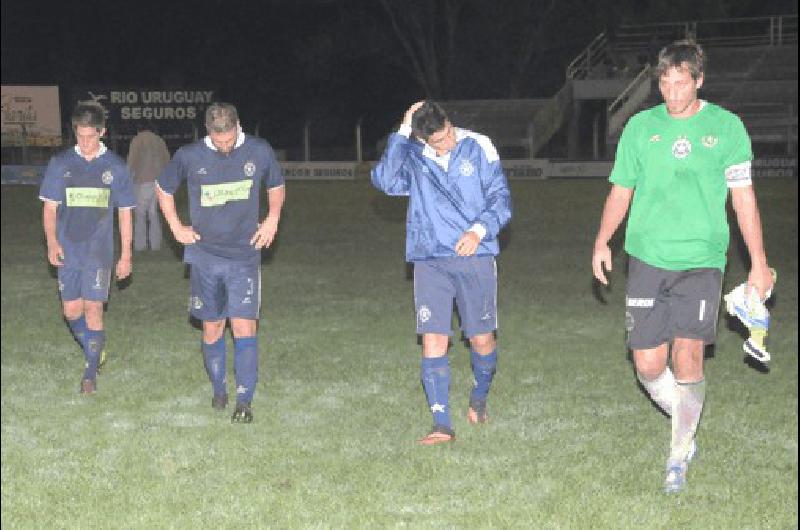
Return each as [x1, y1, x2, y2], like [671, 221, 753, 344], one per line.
[371, 102, 424, 196]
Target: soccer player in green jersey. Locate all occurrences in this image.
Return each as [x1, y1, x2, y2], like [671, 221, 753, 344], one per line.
[591, 41, 774, 493]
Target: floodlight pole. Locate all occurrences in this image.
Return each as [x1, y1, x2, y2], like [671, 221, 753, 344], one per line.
[304, 121, 310, 162]
[355, 117, 363, 163]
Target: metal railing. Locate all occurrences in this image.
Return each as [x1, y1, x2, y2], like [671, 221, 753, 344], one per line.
[606, 64, 653, 138]
[566, 32, 609, 80]
[614, 15, 798, 51]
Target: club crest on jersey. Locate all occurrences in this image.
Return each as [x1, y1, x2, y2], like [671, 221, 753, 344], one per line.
[418, 305, 432, 323]
[101, 170, 114, 184]
[701, 135, 718, 148]
[459, 159, 475, 177]
[672, 136, 692, 159]
[191, 296, 203, 310]
[243, 161, 256, 178]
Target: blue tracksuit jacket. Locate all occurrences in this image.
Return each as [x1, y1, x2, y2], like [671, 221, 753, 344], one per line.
[371, 127, 512, 262]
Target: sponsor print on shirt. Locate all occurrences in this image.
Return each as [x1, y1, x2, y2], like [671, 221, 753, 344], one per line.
[65, 187, 111, 208]
[200, 179, 253, 207]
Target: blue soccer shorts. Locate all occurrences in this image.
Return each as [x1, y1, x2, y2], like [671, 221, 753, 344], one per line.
[189, 260, 261, 321]
[413, 255, 497, 338]
[58, 266, 112, 302]
[625, 256, 723, 350]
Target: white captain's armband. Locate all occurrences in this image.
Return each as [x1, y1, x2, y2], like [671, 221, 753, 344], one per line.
[725, 161, 752, 188]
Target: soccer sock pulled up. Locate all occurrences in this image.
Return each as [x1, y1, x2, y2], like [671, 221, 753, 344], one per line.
[233, 336, 258, 404]
[82, 329, 105, 381]
[202, 336, 227, 397]
[671, 379, 706, 463]
[470, 349, 497, 403]
[637, 367, 677, 416]
[67, 315, 88, 349]
[421, 355, 451, 429]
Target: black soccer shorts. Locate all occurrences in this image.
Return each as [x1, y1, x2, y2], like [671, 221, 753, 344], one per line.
[625, 256, 723, 350]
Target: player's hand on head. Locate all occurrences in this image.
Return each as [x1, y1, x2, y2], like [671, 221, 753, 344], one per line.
[403, 101, 426, 127]
[455, 231, 480, 256]
[592, 243, 613, 285]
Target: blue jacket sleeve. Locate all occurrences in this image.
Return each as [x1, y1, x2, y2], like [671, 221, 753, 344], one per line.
[371, 132, 413, 196]
[475, 156, 512, 240]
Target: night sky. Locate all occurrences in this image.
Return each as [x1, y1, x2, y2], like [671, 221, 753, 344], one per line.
[2, 0, 796, 154]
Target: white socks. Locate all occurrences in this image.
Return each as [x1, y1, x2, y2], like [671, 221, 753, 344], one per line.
[638, 367, 705, 463]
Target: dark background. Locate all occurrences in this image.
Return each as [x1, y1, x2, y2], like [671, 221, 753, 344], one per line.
[2, 0, 796, 153]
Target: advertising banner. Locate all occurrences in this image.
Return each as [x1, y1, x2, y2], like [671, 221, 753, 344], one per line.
[71, 87, 215, 149]
[1, 85, 62, 147]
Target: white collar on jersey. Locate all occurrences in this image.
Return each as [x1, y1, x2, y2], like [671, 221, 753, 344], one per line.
[204, 127, 246, 151]
[74, 141, 108, 160]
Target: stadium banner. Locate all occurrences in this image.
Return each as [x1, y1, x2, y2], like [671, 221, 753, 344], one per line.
[281, 162, 359, 180]
[4, 158, 796, 185]
[1, 164, 45, 184]
[502, 159, 614, 178]
[1, 86, 62, 147]
[546, 161, 614, 178]
[70, 87, 215, 148]
[502, 159, 550, 179]
[752, 157, 797, 178]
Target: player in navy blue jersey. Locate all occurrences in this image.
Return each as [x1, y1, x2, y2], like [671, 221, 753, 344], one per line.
[157, 102, 285, 423]
[39, 102, 136, 395]
[372, 101, 512, 444]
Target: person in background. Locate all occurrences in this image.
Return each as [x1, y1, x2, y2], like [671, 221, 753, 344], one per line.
[127, 123, 170, 251]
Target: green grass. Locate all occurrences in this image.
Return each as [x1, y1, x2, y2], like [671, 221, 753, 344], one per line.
[1, 179, 797, 529]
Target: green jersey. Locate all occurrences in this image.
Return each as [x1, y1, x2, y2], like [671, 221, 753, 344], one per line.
[610, 102, 752, 271]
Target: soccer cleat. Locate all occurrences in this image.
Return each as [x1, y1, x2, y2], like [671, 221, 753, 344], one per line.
[467, 398, 488, 424]
[231, 402, 253, 423]
[417, 425, 455, 445]
[80, 378, 97, 395]
[211, 393, 229, 410]
[97, 348, 108, 374]
[664, 459, 687, 494]
[724, 270, 776, 364]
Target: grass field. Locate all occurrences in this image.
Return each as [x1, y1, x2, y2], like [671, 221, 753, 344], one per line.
[1, 179, 797, 529]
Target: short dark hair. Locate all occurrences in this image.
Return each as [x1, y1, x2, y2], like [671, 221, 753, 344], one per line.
[205, 102, 238, 133]
[655, 40, 705, 80]
[71, 102, 106, 132]
[411, 101, 449, 140]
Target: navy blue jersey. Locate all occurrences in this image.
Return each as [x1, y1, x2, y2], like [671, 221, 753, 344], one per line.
[39, 144, 136, 268]
[157, 134, 284, 263]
